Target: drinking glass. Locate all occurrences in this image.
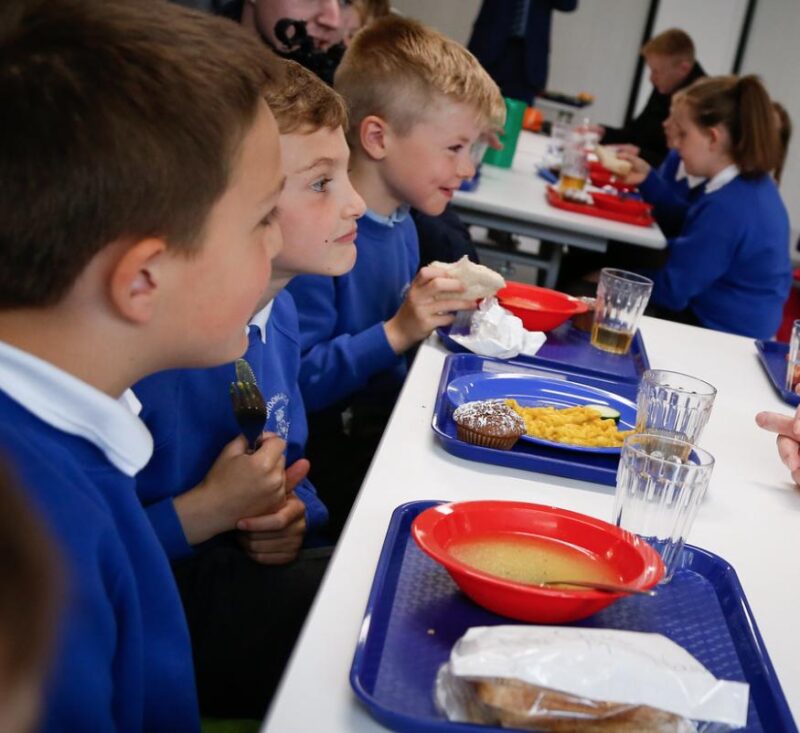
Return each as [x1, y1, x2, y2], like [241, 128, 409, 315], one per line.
[635, 369, 717, 444]
[614, 433, 715, 582]
[591, 268, 653, 354]
[786, 319, 800, 393]
[557, 127, 588, 193]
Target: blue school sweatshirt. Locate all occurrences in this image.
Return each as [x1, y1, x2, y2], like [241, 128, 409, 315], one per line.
[646, 171, 791, 338]
[286, 212, 419, 414]
[135, 291, 328, 559]
[639, 149, 705, 238]
[0, 393, 198, 733]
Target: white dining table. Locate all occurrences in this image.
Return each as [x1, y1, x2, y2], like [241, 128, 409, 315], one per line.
[261, 317, 799, 731]
[451, 131, 666, 288]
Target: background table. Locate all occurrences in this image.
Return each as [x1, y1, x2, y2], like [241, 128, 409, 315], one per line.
[262, 317, 799, 731]
[451, 132, 666, 287]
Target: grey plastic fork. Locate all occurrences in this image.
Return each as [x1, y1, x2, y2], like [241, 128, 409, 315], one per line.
[229, 378, 267, 451]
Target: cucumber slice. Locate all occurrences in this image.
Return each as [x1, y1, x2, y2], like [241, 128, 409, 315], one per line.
[586, 404, 621, 423]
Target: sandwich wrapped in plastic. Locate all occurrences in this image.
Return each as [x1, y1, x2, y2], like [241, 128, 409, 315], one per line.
[435, 626, 749, 732]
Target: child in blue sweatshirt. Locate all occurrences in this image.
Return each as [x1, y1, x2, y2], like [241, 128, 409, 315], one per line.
[625, 75, 790, 338]
[0, 2, 284, 731]
[134, 61, 365, 717]
[286, 16, 505, 532]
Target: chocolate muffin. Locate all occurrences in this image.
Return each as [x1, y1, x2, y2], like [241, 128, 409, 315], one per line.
[453, 400, 525, 450]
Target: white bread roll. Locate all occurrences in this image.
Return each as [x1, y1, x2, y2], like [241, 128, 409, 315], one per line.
[429, 255, 506, 301]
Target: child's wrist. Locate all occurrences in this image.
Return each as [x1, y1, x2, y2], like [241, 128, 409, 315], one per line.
[384, 318, 412, 354]
[174, 482, 228, 545]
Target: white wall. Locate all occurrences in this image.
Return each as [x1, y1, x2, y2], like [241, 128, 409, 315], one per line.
[548, 0, 646, 127]
[741, 0, 800, 241]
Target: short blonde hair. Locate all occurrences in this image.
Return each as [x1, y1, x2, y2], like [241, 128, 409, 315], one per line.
[334, 15, 505, 147]
[263, 60, 348, 135]
[641, 28, 695, 62]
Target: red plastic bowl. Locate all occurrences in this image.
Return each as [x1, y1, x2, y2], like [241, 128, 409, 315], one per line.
[496, 281, 588, 331]
[411, 500, 663, 623]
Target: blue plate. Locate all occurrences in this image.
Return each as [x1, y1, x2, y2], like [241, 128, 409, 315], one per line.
[446, 373, 637, 454]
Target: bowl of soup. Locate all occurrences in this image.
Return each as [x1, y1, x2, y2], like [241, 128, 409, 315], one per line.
[411, 500, 663, 623]
[496, 282, 588, 332]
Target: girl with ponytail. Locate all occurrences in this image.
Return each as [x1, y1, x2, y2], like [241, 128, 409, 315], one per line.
[623, 75, 791, 338]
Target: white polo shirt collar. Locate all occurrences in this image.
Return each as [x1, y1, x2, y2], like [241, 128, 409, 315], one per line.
[675, 160, 705, 189]
[0, 340, 153, 476]
[248, 300, 274, 344]
[704, 164, 740, 194]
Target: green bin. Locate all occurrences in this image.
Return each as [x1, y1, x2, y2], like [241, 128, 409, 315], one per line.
[482, 96, 527, 169]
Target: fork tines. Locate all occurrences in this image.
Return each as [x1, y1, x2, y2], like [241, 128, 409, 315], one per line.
[230, 379, 267, 449]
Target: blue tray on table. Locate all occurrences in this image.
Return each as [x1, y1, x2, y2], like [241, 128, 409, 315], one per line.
[350, 500, 797, 733]
[437, 320, 650, 384]
[755, 340, 800, 406]
[432, 353, 638, 486]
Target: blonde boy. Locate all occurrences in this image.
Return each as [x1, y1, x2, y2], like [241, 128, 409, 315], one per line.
[134, 61, 365, 716]
[0, 0, 283, 729]
[286, 16, 504, 532]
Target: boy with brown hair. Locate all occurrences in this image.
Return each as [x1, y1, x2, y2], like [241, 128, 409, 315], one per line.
[286, 15, 505, 533]
[0, 0, 284, 730]
[134, 59, 365, 717]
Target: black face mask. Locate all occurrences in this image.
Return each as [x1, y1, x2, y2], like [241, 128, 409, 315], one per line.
[269, 18, 345, 86]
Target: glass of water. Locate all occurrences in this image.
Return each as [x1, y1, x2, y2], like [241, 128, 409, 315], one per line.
[635, 369, 717, 444]
[614, 433, 715, 582]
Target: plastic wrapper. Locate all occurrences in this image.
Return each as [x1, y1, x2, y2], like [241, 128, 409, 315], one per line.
[435, 626, 749, 732]
[450, 297, 546, 360]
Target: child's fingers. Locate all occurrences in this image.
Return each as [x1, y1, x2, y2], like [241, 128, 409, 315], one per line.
[776, 435, 800, 471]
[428, 297, 477, 314]
[285, 458, 310, 491]
[755, 410, 800, 439]
[253, 434, 287, 466]
[237, 496, 305, 532]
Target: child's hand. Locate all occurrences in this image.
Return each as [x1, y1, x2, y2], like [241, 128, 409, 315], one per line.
[616, 150, 651, 186]
[755, 406, 800, 486]
[384, 266, 477, 354]
[173, 433, 286, 546]
[235, 458, 310, 565]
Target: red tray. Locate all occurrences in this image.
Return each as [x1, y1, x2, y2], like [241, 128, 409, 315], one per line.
[588, 162, 637, 192]
[546, 186, 655, 228]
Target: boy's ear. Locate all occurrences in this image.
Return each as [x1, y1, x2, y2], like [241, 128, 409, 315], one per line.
[359, 115, 391, 161]
[108, 238, 168, 324]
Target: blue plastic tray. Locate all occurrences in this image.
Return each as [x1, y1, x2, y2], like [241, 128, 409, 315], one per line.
[437, 320, 649, 384]
[755, 340, 800, 406]
[432, 353, 638, 485]
[350, 501, 796, 733]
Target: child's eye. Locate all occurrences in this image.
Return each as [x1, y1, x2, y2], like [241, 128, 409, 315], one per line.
[448, 144, 464, 154]
[311, 177, 333, 193]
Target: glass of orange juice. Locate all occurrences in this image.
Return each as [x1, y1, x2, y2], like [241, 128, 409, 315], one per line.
[591, 268, 653, 354]
[557, 128, 587, 194]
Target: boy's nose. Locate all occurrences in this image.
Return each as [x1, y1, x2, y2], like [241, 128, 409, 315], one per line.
[348, 188, 367, 219]
[457, 152, 476, 181]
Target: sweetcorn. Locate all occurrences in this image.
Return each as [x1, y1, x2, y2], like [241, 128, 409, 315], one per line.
[506, 400, 633, 447]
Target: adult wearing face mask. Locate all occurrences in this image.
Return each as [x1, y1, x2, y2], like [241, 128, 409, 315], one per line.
[218, 0, 347, 82]
[597, 28, 706, 167]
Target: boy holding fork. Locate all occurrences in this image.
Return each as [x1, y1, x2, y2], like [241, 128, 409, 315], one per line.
[0, 0, 284, 729]
[134, 59, 366, 717]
